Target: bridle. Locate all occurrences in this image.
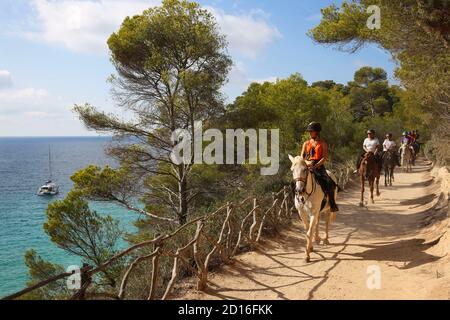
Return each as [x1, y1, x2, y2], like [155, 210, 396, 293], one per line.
[294, 176, 307, 183]
[293, 167, 316, 202]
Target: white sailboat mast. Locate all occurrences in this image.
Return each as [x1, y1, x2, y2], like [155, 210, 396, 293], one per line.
[48, 146, 52, 181]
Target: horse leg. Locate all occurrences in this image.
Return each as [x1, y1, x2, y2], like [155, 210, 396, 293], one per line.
[390, 167, 394, 186]
[359, 175, 365, 207]
[305, 214, 318, 263]
[298, 209, 309, 232]
[315, 211, 322, 245]
[369, 179, 375, 204]
[323, 211, 331, 245]
[376, 175, 380, 197]
[384, 168, 388, 186]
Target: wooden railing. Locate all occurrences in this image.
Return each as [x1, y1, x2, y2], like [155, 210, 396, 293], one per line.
[2, 186, 295, 300]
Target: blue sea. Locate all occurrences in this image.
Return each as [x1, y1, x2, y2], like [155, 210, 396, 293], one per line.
[0, 137, 137, 297]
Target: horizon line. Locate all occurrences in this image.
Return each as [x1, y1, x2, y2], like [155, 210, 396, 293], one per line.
[0, 135, 113, 138]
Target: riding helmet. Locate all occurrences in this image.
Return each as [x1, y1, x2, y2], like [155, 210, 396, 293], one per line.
[367, 129, 376, 134]
[306, 122, 322, 132]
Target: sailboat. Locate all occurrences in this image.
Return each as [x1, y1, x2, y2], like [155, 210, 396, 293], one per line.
[37, 146, 59, 196]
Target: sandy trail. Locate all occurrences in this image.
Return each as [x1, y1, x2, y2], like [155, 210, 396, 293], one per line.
[179, 159, 450, 300]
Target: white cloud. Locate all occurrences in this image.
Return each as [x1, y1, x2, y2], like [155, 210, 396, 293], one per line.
[0, 70, 13, 89]
[0, 71, 59, 116]
[28, 0, 159, 54]
[26, 0, 280, 58]
[0, 84, 81, 135]
[249, 76, 278, 84]
[208, 7, 281, 58]
[0, 87, 48, 105]
[224, 62, 278, 100]
[0, 87, 53, 118]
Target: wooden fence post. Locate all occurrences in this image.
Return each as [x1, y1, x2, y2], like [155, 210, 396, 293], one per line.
[249, 198, 258, 245]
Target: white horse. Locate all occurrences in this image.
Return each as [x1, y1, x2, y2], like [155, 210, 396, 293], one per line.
[289, 155, 338, 263]
[399, 143, 413, 173]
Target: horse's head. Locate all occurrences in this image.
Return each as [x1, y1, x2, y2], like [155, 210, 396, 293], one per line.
[364, 152, 375, 162]
[288, 154, 308, 194]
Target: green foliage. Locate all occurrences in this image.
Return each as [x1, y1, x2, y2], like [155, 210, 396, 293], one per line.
[347, 67, 394, 119]
[22, 250, 69, 300]
[353, 67, 387, 86]
[44, 191, 123, 287]
[307, 1, 375, 53]
[21, 0, 448, 300]
[309, 0, 450, 164]
[106, 0, 232, 123]
[71, 165, 139, 203]
[45, 191, 122, 265]
[222, 67, 411, 192]
[74, 0, 233, 225]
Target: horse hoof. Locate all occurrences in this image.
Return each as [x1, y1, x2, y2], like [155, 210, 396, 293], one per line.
[359, 202, 364, 207]
[305, 257, 311, 263]
[323, 239, 330, 245]
[315, 238, 322, 245]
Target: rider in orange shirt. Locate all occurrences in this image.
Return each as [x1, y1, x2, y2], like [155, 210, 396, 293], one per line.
[300, 122, 339, 213]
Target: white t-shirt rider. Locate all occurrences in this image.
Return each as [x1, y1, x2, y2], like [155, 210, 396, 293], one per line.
[383, 139, 396, 151]
[363, 137, 380, 153]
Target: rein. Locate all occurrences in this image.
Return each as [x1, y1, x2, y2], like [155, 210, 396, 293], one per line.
[294, 169, 316, 201]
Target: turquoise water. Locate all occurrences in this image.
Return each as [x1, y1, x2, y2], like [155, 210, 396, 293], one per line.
[0, 137, 138, 297]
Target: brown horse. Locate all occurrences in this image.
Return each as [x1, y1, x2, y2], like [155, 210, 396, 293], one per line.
[359, 152, 381, 207]
[382, 149, 397, 186]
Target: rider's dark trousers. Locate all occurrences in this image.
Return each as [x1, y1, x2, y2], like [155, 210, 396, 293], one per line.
[311, 163, 339, 212]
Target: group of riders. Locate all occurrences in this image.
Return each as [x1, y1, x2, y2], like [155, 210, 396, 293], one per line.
[299, 122, 421, 214]
[355, 129, 420, 171]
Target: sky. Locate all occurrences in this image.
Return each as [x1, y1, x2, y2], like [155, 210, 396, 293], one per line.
[0, 0, 397, 137]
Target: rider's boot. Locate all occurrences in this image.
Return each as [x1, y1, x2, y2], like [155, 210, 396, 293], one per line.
[354, 154, 363, 174]
[328, 187, 339, 212]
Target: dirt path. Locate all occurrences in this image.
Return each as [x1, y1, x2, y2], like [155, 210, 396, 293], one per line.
[179, 159, 450, 300]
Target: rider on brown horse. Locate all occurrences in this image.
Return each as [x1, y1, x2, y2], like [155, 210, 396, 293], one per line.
[300, 122, 339, 213]
[356, 129, 382, 177]
[382, 133, 401, 167]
